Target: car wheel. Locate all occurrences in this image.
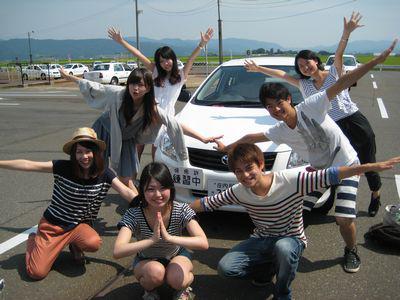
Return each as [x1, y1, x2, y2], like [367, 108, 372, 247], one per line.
[110, 77, 119, 85]
[69, 72, 73, 75]
[22, 74, 28, 81]
[40, 73, 46, 80]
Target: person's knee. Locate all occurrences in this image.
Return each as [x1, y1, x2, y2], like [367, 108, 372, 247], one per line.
[142, 264, 165, 286]
[335, 216, 354, 228]
[83, 235, 102, 252]
[217, 255, 238, 278]
[26, 264, 49, 280]
[274, 239, 301, 267]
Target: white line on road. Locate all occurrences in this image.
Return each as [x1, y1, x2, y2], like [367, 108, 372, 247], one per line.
[376, 98, 388, 118]
[0, 225, 37, 255]
[0, 93, 78, 98]
[370, 74, 374, 79]
[395, 175, 400, 200]
[0, 103, 20, 106]
[372, 81, 378, 89]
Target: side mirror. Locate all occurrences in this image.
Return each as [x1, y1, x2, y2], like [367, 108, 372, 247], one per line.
[178, 88, 192, 102]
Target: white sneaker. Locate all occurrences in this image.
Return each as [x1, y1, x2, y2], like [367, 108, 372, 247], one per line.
[173, 286, 195, 300]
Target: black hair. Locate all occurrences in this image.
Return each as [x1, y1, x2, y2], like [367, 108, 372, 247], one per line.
[121, 68, 157, 131]
[137, 162, 176, 208]
[154, 46, 181, 87]
[294, 50, 325, 79]
[70, 141, 105, 179]
[259, 82, 291, 108]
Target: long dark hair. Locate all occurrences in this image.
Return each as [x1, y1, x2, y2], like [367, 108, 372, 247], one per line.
[154, 46, 181, 87]
[294, 50, 325, 79]
[70, 141, 105, 179]
[120, 68, 157, 131]
[137, 162, 175, 208]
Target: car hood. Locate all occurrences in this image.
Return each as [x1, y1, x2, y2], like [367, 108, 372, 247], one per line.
[175, 102, 291, 152]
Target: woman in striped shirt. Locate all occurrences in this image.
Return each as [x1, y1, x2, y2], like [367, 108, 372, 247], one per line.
[114, 162, 208, 300]
[0, 127, 138, 280]
[244, 12, 383, 217]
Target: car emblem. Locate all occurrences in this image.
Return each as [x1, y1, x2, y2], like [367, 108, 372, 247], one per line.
[221, 155, 228, 165]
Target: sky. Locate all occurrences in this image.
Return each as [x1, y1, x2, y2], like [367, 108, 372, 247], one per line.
[0, 0, 399, 48]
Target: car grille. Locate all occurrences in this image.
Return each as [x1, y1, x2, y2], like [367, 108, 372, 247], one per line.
[187, 147, 276, 172]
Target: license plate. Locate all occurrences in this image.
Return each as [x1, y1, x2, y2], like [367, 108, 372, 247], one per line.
[169, 167, 204, 189]
[207, 179, 236, 196]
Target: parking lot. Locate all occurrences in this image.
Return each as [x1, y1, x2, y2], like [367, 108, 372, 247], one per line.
[0, 71, 399, 299]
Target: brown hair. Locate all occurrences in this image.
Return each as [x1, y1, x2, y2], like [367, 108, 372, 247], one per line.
[227, 143, 264, 172]
[70, 141, 105, 179]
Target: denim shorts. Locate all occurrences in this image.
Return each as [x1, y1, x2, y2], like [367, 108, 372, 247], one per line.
[133, 247, 192, 268]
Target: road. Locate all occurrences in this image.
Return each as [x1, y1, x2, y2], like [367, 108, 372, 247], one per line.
[0, 71, 399, 300]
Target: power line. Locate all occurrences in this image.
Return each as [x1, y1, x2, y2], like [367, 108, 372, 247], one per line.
[143, 0, 216, 16]
[222, 0, 314, 9]
[224, 0, 356, 22]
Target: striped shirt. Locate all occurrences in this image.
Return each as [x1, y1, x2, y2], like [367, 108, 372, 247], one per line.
[201, 168, 340, 246]
[43, 160, 115, 229]
[298, 65, 358, 121]
[118, 201, 196, 259]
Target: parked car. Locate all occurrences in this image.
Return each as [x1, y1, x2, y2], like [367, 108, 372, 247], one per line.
[22, 64, 61, 80]
[62, 63, 89, 76]
[126, 61, 138, 70]
[83, 62, 132, 85]
[154, 57, 336, 212]
[324, 54, 361, 72]
[92, 61, 103, 69]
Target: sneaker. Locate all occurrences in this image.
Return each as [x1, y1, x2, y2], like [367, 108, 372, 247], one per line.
[251, 278, 273, 287]
[68, 243, 85, 265]
[368, 194, 381, 217]
[142, 290, 160, 300]
[343, 247, 361, 273]
[173, 286, 195, 300]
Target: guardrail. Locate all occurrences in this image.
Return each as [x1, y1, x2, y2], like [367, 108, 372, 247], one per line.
[375, 64, 400, 71]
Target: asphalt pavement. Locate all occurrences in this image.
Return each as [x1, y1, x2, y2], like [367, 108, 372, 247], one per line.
[0, 72, 399, 300]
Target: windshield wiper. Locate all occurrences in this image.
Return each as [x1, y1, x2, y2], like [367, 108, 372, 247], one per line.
[201, 100, 261, 107]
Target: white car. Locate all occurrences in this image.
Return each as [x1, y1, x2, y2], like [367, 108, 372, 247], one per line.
[63, 63, 89, 76]
[127, 61, 138, 70]
[324, 54, 361, 72]
[22, 64, 61, 80]
[155, 57, 333, 212]
[83, 62, 132, 85]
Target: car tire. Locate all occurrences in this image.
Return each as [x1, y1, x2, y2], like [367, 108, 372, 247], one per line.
[22, 74, 28, 81]
[69, 72, 73, 76]
[40, 73, 46, 80]
[110, 77, 119, 85]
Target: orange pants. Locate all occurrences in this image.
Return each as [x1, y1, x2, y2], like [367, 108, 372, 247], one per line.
[26, 217, 102, 280]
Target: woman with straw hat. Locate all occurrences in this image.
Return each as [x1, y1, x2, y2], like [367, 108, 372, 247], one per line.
[0, 127, 138, 280]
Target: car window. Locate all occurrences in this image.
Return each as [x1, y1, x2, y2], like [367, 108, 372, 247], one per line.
[194, 65, 303, 107]
[123, 64, 131, 70]
[114, 64, 123, 71]
[64, 64, 73, 69]
[343, 57, 356, 66]
[73, 65, 78, 69]
[94, 64, 110, 71]
[326, 57, 335, 66]
[34, 66, 41, 70]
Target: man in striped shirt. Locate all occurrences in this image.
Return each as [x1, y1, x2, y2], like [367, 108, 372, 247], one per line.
[191, 143, 400, 300]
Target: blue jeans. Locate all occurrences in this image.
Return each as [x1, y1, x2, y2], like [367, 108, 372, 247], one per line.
[218, 236, 304, 300]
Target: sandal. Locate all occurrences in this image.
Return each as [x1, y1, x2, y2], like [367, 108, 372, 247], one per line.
[368, 194, 381, 217]
[69, 243, 85, 265]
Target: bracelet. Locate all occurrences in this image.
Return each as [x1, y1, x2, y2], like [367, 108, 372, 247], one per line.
[198, 44, 205, 50]
[341, 38, 349, 42]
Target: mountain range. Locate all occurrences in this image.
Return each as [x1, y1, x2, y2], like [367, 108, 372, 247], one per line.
[0, 36, 395, 62]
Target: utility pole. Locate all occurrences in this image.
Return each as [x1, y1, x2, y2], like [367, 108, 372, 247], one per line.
[217, 0, 223, 65]
[28, 31, 34, 64]
[134, 0, 142, 65]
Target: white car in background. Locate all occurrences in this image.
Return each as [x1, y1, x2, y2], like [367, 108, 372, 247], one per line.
[127, 61, 138, 70]
[324, 54, 361, 72]
[155, 57, 336, 212]
[22, 64, 61, 80]
[83, 62, 132, 85]
[62, 63, 89, 76]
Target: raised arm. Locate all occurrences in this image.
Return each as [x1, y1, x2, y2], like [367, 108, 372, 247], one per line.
[0, 160, 53, 173]
[338, 156, 400, 180]
[244, 59, 300, 87]
[326, 39, 397, 100]
[107, 27, 154, 70]
[111, 177, 138, 203]
[60, 67, 80, 82]
[334, 12, 364, 76]
[213, 132, 269, 153]
[182, 28, 214, 80]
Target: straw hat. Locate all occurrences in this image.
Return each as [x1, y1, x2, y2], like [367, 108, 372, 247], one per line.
[62, 127, 106, 155]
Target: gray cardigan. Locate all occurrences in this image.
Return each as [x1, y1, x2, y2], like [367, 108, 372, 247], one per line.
[78, 79, 188, 170]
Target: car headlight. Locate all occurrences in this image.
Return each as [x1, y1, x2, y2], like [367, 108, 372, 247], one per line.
[287, 151, 308, 169]
[159, 133, 178, 161]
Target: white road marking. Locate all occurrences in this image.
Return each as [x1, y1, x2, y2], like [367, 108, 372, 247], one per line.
[372, 81, 378, 89]
[376, 98, 388, 118]
[370, 74, 374, 79]
[396, 175, 400, 200]
[0, 225, 37, 255]
[0, 93, 78, 98]
[0, 103, 20, 106]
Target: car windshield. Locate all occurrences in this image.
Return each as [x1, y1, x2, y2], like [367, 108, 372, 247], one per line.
[343, 57, 357, 66]
[64, 64, 73, 69]
[94, 64, 110, 71]
[326, 57, 334, 66]
[193, 65, 303, 107]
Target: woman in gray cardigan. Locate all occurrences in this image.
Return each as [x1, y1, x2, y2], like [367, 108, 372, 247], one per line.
[60, 67, 221, 190]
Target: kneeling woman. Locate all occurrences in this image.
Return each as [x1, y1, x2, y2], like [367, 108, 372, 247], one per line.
[0, 127, 138, 280]
[114, 162, 208, 300]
